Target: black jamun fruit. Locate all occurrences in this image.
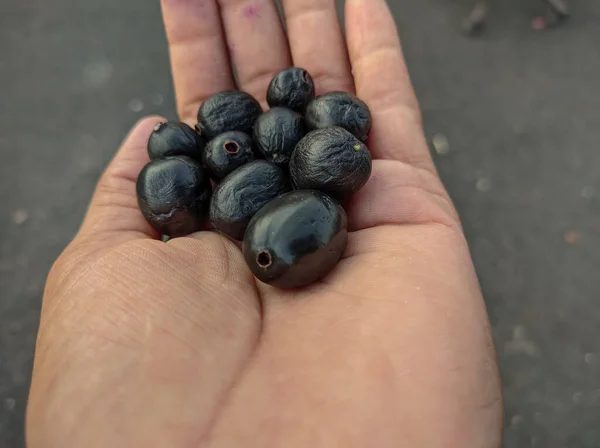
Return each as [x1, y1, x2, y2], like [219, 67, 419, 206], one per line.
[267, 67, 315, 113]
[197, 90, 262, 140]
[243, 190, 348, 289]
[136, 156, 212, 237]
[202, 131, 255, 180]
[147, 121, 205, 161]
[289, 127, 372, 199]
[210, 160, 291, 240]
[253, 107, 306, 165]
[305, 91, 372, 141]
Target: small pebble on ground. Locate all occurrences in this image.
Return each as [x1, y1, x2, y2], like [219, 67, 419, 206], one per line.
[476, 177, 492, 192]
[11, 209, 28, 225]
[432, 133, 450, 155]
[128, 99, 144, 112]
[564, 230, 582, 245]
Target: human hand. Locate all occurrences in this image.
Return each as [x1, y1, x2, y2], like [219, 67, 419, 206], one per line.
[27, 0, 503, 446]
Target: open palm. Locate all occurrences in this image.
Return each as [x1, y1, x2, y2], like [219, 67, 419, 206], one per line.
[27, 0, 502, 447]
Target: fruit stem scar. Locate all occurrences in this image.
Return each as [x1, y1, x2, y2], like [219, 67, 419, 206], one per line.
[153, 122, 165, 132]
[353, 144, 362, 150]
[257, 250, 273, 269]
[224, 141, 240, 155]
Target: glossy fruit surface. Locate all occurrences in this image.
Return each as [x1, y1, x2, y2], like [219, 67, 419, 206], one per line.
[136, 156, 211, 237]
[202, 131, 255, 180]
[253, 107, 306, 165]
[243, 190, 348, 289]
[305, 92, 372, 141]
[210, 160, 291, 240]
[289, 127, 372, 198]
[197, 90, 262, 140]
[267, 67, 315, 113]
[147, 121, 204, 161]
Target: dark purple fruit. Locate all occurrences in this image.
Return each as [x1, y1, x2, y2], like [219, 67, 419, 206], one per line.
[267, 67, 315, 113]
[289, 127, 372, 199]
[253, 107, 306, 165]
[136, 156, 212, 237]
[202, 131, 255, 180]
[197, 90, 262, 140]
[243, 190, 348, 289]
[305, 92, 372, 141]
[210, 160, 291, 240]
[147, 121, 205, 161]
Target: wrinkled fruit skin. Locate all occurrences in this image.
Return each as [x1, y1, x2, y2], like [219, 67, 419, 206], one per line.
[267, 67, 315, 113]
[197, 90, 262, 140]
[210, 160, 291, 240]
[243, 190, 348, 289]
[289, 127, 372, 199]
[202, 131, 255, 180]
[253, 107, 306, 165]
[305, 91, 372, 141]
[136, 156, 212, 237]
[147, 121, 205, 161]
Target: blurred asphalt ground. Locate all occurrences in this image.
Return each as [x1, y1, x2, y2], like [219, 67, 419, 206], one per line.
[1, 0, 600, 446]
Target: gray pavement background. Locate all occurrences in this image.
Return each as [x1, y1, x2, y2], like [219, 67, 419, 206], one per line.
[1, 0, 599, 446]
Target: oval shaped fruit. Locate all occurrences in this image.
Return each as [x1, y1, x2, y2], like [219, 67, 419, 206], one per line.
[253, 107, 306, 165]
[147, 121, 205, 161]
[243, 190, 348, 289]
[210, 160, 291, 240]
[267, 67, 315, 113]
[305, 92, 372, 141]
[202, 131, 255, 180]
[289, 127, 372, 198]
[136, 156, 212, 237]
[197, 90, 262, 140]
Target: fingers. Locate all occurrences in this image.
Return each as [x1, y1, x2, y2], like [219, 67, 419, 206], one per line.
[161, 0, 234, 124]
[282, 0, 354, 94]
[217, 0, 291, 107]
[79, 117, 163, 242]
[345, 0, 434, 170]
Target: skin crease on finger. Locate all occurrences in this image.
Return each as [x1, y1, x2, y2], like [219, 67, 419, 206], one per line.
[26, 0, 503, 447]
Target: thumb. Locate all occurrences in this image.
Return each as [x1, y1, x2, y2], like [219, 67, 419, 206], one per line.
[78, 116, 165, 242]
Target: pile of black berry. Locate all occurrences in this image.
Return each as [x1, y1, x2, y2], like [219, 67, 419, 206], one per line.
[137, 68, 372, 289]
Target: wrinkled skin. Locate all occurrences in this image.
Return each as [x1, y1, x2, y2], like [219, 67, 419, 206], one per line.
[210, 160, 291, 240]
[147, 121, 205, 161]
[202, 130, 255, 180]
[197, 90, 262, 140]
[305, 91, 372, 141]
[290, 127, 372, 198]
[267, 67, 315, 112]
[27, 1, 503, 447]
[137, 156, 211, 237]
[253, 107, 306, 164]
